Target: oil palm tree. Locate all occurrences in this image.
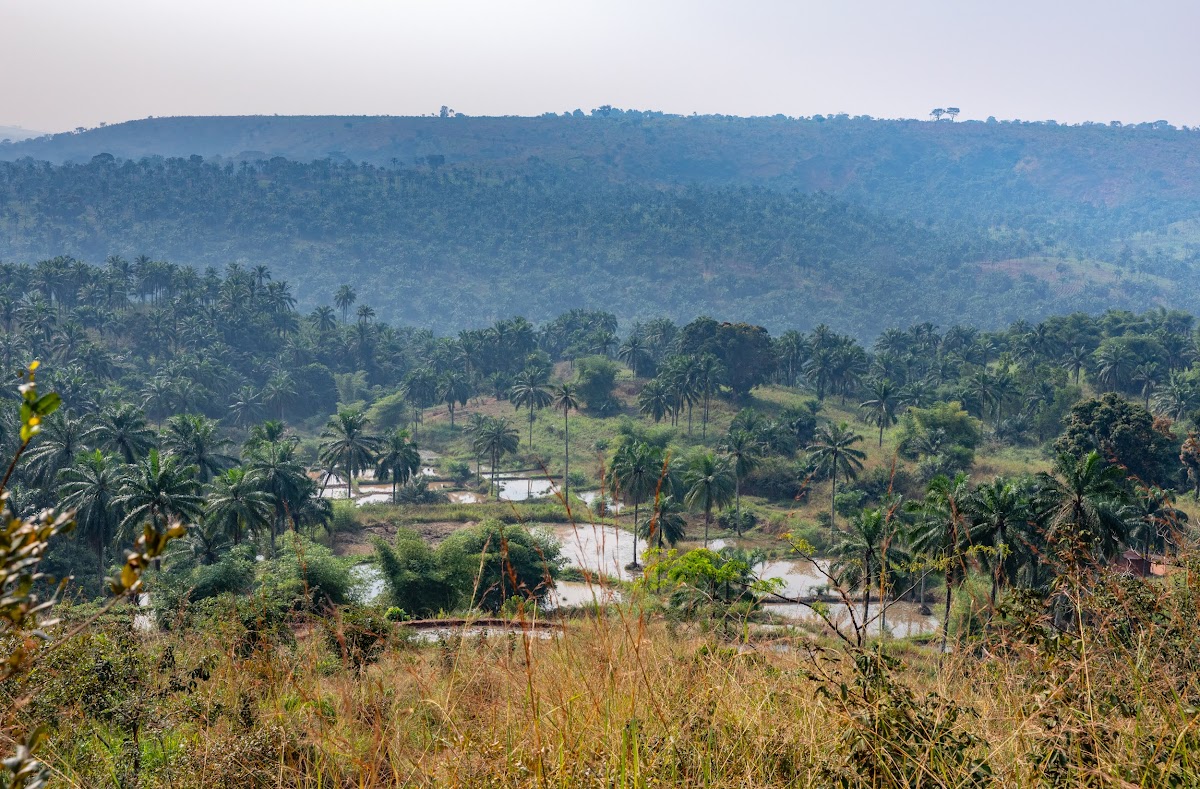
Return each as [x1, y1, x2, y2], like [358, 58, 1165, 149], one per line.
[88, 403, 155, 464]
[966, 478, 1031, 610]
[860, 378, 901, 447]
[438, 371, 471, 428]
[640, 494, 687, 550]
[246, 438, 309, 542]
[832, 506, 908, 631]
[23, 410, 91, 488]
[720, 429, 760, 514]
[206, 467, 274, 546]
[57, 449, 124, 583]
[610, 441, 663, 566]
[683, 451, 735, 548]
[161, 414, 235, 483]
[477, 417, 519, 499]
[551, 383, 580, 503]
[318, 409, 381, 499]
[375, 429, 421, 503]
[510, 367, 552, 448]
[1034, 451, 1130, 566]
[334, 284, 356, 324]
[638, 379, 672, 424]
[806, 422, 866, 533]
[910, 473, 972, 654]
[115, 448, 203, 542]
[618, 335, 652, 378]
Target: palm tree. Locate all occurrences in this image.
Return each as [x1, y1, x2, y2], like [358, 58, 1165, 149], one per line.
[637, 379, 672, 423]
[1094, 344, 1135, 393]
[57, 449, 124, 583]
[610, 441, 663, 566]
[206, 467, 274, 546]
[228, 386, 264, 429]
[1152, 370, 1200, 421]
[438, 372, 471, 428]
[88, 403, 155, 464]
[23, 410, 91, 487]
[551, 383, 580, 503]
[695, 354, 723, 440]
[640, 494, 687, 549]
[683, 452, 735, 548]
[310, 305, 338, 334]
[476, 417, 519, 499]
[1124, 485, 1185, 567]
[115, 448, 203, 543]
[318, 409, 381, 499]
[245, 438, 310, 542]
[910, 473, 972, 654]
[966, 478, 1030, 610]
[860, 379, 901, 447]
[618, 335, 652, 378]
[161, 414, 235, 483]
[1132, 361, 1161, 408]
[509, 367, 552, 449]
[1034, 451, 1130, 566]
[334, 284, 357, 324]
[375, 429, 421, 503]
[832, 507, 907, 630]
[261, 372, 297, 422]
[1061, 345, 1089, 385]
[465, 412, 491, 479]
[720, 429, 760, 514]
[806, 423, 866, 533]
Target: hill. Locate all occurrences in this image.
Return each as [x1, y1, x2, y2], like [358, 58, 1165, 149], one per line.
[3, 114, 1200, 334]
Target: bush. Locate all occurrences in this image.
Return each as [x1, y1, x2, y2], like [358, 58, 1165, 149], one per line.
[743, 457, 808, 501]
[262, 533, 354, 612]
[324, 605, 398, 669]
[437, 521, 563, 611]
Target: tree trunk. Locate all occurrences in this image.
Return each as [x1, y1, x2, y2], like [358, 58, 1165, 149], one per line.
[829, 466, 837, 535]
[563, 409, 570, 504]
[878, 423, 884, 448]
[704, 508, 711, 548]
[632, 500, 639, 567]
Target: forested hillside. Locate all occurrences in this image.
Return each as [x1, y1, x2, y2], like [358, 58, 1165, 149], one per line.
[2, 114, 1200, 335]
[0, 154, 1194, 336]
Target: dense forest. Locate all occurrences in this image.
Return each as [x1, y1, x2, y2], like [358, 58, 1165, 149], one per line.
[3, 113, 1200, 334]
[6, 251, 1200, 783]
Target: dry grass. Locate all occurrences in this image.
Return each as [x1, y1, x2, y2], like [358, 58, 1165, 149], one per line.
[22, 561, 1200, 788]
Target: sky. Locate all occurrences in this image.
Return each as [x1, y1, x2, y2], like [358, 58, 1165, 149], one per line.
[3, 0, 1198, 133]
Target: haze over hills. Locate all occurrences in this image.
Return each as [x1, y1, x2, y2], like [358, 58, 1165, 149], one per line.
[2, 112, 1200, 335]
[0, 125, 47, 143]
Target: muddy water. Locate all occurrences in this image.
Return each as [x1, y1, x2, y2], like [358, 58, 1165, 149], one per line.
[447, 491, 487, 504]
[552, 523, 637, 580]
[764, 600, 939, 637]
[497, 477, 558, 501]
[576, 491, 624, 513]
[549, 579, 623, 608]
[351, 564, 387, 604]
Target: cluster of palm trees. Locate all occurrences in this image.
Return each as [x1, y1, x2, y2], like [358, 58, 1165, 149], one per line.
[637, 353, 725, 438]
[317, 409, 421, 501]
[23, 406, 330, 585]
[831, 451, 1184, 650]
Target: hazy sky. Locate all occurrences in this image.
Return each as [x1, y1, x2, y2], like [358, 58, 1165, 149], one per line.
[4, 0, 1198, 132]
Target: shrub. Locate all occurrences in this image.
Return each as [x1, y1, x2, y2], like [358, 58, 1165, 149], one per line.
[324, 605, 397, 669]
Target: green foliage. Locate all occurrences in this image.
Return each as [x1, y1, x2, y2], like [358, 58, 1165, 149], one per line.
[574, 356, 620, 415]
[374, 530, 459, 616]
[435, 521, 562, 612]
[1055, 393, 1180, 487]
[260, 533, 353, 613]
